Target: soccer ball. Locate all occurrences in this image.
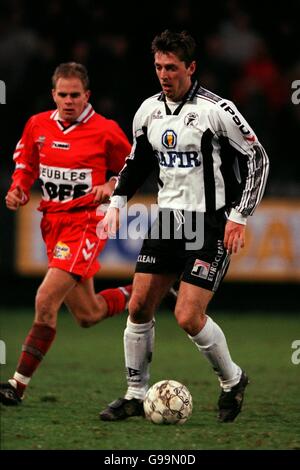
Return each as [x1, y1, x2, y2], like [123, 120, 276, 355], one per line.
[143, 380, 193, 425]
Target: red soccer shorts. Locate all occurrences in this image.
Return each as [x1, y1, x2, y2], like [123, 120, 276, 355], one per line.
[41, 209, 107, 280]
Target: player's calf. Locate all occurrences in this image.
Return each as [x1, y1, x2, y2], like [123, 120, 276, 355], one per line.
[98, 285, 133, 317]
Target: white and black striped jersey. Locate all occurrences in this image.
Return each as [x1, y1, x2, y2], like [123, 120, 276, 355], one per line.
[111, 81, 269, 224]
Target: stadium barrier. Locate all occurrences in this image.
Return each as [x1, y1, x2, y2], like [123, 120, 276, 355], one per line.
[15, 195, 300, 282]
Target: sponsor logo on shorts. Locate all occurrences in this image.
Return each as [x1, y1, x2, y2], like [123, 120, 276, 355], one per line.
[207, 240, 224, 282]
[191, 259, 211, 279]
[53, 241, 71, 260]
[137, 255, 156, 264]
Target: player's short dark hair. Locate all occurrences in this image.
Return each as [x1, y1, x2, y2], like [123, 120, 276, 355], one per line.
[151, 30, 196, 67]
[52, 62, 89, 90]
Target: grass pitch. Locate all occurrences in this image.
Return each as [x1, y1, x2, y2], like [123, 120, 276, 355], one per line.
[0, 309, 299, 450]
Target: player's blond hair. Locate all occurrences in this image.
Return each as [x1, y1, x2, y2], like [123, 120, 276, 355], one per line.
[52, 62, 89, 90]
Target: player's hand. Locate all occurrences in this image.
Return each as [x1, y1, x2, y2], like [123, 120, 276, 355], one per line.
[97, 206, 120, 239]
[92, 180, 116, 203]
[5, 187, 27, 211]
[224, 220, 245, 254]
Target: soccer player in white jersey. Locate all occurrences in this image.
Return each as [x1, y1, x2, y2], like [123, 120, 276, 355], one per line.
[99, 30, 269, 422]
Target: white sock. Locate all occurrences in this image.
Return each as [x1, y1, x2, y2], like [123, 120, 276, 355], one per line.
[189, 315, 241, 391]
[12, 372, 31, 385]
[124, 317, 155, 400]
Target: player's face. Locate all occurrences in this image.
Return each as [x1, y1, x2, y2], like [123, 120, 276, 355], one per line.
[154, 52, 196, 102]
[52, 78, 90, 122]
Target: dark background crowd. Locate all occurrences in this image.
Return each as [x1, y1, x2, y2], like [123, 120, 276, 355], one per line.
[0, 0, 299, 308]
[1, 0, 300, 191]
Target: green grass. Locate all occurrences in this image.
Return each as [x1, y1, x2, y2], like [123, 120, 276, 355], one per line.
[0, 309, 299, 450]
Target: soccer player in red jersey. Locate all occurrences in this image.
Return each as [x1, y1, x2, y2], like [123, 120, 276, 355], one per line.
[0, 62, 132, 405]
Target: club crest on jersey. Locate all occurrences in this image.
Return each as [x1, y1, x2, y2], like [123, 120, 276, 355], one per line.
[191, 259, 210, 279]
[184, 112, 199, 127]
[52, 141, 71, 150]
[152, 109, 163, 119]
[162, 130, 177, 149]
[36, 135, 46, 151]
[53, 241, 71, 260]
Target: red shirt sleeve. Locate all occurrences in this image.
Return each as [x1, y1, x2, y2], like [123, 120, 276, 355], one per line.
[105, 120, 131, 174]
[9, 116, 40, 200]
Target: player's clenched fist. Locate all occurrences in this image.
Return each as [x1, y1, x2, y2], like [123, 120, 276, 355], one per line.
[5, 187, 27, 211]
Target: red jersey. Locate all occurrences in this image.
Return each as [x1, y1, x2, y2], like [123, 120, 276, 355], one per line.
[9, 104, 131, 212]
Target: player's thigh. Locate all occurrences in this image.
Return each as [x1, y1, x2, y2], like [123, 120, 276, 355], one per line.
[129, 273, 177, 321]
[42, 210, 105, 280]
[36, 267, 77, 304]
[64, 277, 106, 318]
[174, 281, 214, 330]
[35, 268, 77, 325]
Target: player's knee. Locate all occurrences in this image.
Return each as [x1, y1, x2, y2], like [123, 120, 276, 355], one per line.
[70, 303, 104, 328]
[128, 295, 152, 322]
[35, 289, 57, 325]
[78, 318, 94, 328]
[175, 313, 192, 332]
[71, 307, 97, 327]
[175, 306, 206, 333]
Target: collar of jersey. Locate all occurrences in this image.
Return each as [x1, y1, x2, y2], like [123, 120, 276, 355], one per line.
[158, 80, 199, 104]
[51, 103, 93, 123]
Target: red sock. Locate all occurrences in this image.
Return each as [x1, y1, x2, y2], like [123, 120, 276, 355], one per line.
[13, 323, 56, 397]
[98, 285, 132, 317]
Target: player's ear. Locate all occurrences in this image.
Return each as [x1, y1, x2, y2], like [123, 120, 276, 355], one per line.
[85, 89, 91, 101]
[188, 61, 196, 76]
[51, 88, 57, 103]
